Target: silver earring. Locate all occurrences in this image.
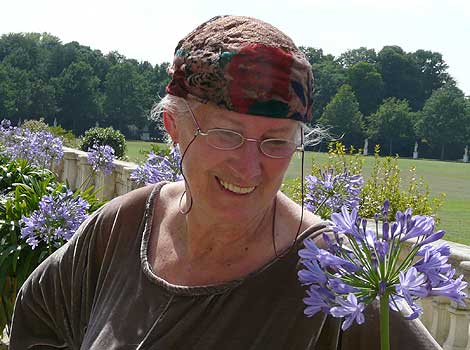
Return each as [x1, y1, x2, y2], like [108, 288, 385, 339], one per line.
[178, 190, 193, 215]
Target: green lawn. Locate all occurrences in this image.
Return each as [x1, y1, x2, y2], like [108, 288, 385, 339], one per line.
[126, 140, 470, 244]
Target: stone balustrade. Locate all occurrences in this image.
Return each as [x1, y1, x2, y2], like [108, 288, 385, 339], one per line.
[2, 147, 469, 349]
[52, 146, 139, 200]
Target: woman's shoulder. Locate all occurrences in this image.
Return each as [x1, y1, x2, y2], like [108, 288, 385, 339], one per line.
[276, 191, 331, 250]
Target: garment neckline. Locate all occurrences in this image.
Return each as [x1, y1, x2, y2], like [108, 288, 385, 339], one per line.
[140, 182, 321, 296]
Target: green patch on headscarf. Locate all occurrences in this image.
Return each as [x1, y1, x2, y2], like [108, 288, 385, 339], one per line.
[175, 49, 189, 57]
[248, 100, 290, 118]
[219, 52, 237, 68]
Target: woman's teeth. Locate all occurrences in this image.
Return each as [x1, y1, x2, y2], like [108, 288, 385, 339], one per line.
[218, 179, 256, 194]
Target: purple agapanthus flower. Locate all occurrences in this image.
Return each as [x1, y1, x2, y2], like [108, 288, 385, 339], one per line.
[130, 146, 183, 185]
[20, 190, 89, 249]
[87, 144, 116, 175]
[298, 200, 468, 331]
[1, 125, 64, 167]
[304, 169, 363, 219]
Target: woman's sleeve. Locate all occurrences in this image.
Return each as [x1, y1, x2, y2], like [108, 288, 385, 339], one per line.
[9, 208, 106, 350]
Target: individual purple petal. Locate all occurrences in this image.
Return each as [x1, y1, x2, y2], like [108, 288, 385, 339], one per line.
[382, 221, 390, 241]
[303, 286, 333, 317]
[298, 260, 328, 286]
[430, 275, 467, 305]
[382, 199, 390, 219]
[329, 278, 359, 294]
[298, 238, 320, 260]
[330, 293, 365, 330]
[317, 250, 361, 273]
[418, 230, 445, 246]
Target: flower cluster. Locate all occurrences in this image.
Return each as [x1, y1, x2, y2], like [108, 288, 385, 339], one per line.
[20, 190, 90, 249]
[0, 119, 64, 167]
[304, 169, 363, 219]
[87, 144, 116, 175]
[131, 146, 183, 185]
[298, 201, 467, 331]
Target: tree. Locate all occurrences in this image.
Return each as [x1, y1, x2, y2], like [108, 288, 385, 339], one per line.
[298, 47, 347, 121]
[0, 63, 15, 118]
[319, 84, 365, 147]
[338, 47, 377, 69]
[1, 64, 33, 121]
[104, 63, 149, 136]
[367, 98, 415, 156]
[415, 85, 468, 160]
[347, 62, 384, 116]
[410, 50, 454, 107]
[377, 46, 421, 110]
[55, 61, 102, 134]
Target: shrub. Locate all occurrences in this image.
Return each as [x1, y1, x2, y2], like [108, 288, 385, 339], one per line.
[360, 145, 445, 221]
[20, 118, 49, 133]
[281, 142, 444, 221]
[80, 127, 126, 158]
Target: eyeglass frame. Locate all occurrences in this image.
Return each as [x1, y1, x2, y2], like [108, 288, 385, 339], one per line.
[184, 101, 304, 159]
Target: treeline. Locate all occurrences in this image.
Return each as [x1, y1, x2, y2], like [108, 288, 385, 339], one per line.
[302, 47, 470, 160]
[0, 33, 169, 139]
[1, 33, 469, 159]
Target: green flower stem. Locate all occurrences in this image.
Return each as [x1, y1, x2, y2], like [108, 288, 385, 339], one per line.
[380, 294, 390, 350]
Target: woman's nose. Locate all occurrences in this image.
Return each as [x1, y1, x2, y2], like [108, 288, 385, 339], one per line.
[228, 140, 263, 181]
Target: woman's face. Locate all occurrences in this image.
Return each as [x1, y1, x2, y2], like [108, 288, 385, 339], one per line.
[166, 102, 301, 222]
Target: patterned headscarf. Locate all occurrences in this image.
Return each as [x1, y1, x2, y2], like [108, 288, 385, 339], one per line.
[166, 15, 314, 122]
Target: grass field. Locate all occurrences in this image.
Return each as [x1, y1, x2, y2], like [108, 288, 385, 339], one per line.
[126, 140, 470, 244]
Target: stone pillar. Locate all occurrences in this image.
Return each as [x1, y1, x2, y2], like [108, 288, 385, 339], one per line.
[430, 296, 451, 345]
[420, 297, 434, 330]
[94, 171, 116, 201]
[363, 138, 368, 156]
[463, 145, 468, 163]
[62, 150, 80, 190]
[77, 154, 94, 190]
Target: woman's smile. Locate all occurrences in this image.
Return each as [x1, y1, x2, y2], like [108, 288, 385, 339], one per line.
[215, 176, 257, 195]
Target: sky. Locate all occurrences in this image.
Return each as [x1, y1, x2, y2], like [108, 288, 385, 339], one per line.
[1, 0, 469, 95]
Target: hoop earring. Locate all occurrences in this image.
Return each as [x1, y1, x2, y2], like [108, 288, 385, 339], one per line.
[178, 190, 193, 215]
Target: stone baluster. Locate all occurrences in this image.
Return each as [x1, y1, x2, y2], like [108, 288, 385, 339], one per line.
[420, 297, 434, 330]
[430, 296, 452, 345]
[77, 153, 94, 190]
[441, 261, 470, 350]
[94, 170, 116, 201]
[62, 150, 80, 190]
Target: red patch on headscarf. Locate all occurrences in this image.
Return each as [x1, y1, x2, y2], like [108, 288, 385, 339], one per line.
[226, 44, 293, 113]
[166, 69, 188, 98]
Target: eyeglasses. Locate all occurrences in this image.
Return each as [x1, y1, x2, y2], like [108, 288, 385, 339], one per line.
[185, 103, 304, 159]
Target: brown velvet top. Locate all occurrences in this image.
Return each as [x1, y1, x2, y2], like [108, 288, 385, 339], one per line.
[9, 183, 441, 349]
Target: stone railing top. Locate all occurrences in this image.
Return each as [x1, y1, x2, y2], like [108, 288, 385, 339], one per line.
[62, 146, 139, 170]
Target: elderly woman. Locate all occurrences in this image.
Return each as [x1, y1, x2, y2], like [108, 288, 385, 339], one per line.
[10, 15, 440, 350]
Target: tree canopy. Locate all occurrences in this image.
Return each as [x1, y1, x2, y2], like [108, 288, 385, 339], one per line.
[0, 32, 468, 159]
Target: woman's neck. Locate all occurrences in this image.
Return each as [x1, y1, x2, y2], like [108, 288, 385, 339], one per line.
[176, 202, 275, 264]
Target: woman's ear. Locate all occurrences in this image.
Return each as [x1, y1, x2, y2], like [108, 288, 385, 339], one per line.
[163, 111, 178, 143]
